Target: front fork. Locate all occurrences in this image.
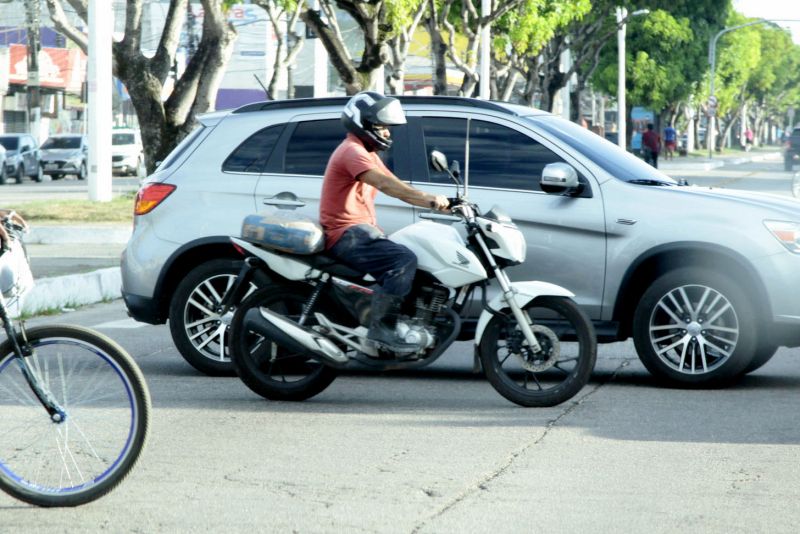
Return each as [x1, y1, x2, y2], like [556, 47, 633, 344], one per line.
[497, 271, 543, 353]
[471, 232, 542, 354]
[0, 304, 67, 423]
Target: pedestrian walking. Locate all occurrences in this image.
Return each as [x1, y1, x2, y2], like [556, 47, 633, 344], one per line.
[642, 123, 661, 168]
[663, 125, 677, 160]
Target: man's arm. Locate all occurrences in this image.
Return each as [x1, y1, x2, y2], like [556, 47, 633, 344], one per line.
[358, 169, 449, 211]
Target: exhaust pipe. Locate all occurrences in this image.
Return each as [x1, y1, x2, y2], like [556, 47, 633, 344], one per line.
[242, 307, 348, 366]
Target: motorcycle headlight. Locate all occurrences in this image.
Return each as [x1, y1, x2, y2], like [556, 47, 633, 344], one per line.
[764, 220, 800, 253]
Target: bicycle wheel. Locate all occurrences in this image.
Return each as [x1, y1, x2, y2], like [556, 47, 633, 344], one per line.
[0, 325, 151, 507]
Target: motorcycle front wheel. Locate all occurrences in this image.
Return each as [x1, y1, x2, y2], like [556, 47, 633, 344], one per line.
[229, 285, 338, 402]
[479, 296, 596, 407]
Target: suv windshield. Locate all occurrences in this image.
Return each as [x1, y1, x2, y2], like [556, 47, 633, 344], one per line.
[0, 137, 19, 150]
[113, 133, 136, 145]
[532, 115, 677, 185]
[41, 137, 81, 149]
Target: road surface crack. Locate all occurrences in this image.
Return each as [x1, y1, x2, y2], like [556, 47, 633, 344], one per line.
[411, 357, 632, 533]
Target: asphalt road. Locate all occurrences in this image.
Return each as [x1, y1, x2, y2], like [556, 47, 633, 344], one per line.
[2, 300, 799, 533]
[664, 151, 798, 197]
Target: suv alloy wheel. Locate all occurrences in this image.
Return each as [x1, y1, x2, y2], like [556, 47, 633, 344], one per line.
[632, 267, 757, 387]
[168, 259, 268, 375]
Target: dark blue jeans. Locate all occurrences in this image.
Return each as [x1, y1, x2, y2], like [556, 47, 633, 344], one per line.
[328, 224, 417, 298]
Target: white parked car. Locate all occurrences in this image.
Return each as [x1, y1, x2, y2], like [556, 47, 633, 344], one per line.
[112, 128, 144, 177]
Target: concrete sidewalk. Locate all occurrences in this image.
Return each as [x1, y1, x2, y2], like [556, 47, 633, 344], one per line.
[21, 224, 130, 315]
[657, 148, 780, 172]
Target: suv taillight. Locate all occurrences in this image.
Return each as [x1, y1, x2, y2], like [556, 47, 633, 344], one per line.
[134, 183, 176, 215]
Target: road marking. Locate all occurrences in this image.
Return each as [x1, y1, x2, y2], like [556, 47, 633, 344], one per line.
[93, 318, 148, 329]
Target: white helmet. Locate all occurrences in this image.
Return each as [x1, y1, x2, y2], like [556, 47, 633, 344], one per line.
[341, 91, 406, 151]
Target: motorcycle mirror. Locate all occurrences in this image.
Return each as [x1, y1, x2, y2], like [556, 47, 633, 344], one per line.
[430, 150, 448, 172]
[450, 160, 460, 179]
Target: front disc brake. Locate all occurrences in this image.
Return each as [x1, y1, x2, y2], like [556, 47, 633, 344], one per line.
[513, 324, 560, 373]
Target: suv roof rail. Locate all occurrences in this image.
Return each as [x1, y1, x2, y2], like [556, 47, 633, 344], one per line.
[232, 96, 517, 116]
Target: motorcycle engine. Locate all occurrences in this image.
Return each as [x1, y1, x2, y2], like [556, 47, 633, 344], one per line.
[392, 284, 450, 350]
[395, 321, 436, 349]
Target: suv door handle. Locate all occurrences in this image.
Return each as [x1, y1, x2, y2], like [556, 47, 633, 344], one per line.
[263, 192, 306, 208]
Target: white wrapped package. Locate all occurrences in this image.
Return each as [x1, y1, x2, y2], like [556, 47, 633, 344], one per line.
[241, 211, 325, 255]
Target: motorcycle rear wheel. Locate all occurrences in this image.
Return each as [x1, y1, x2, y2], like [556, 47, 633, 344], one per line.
[479, 296, 596, 407]
[229, 285, 338, 401]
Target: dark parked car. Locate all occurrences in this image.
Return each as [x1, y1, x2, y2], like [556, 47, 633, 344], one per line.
[784, 127, 800, 171]
[123, 96, 800, 387]
[39, 134, 88, 180]
[0, 133, 42, 184]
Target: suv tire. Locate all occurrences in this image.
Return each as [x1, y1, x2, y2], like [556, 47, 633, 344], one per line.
[632, 267, 757, 387]
[77, 162, 87, 180]
[743, 343, 778, 374]
[15, 165, 24, 184]
[169, 259, 269, 376]
[34, 164, 43, 183]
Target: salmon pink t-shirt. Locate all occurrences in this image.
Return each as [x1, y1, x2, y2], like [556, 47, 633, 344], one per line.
[320, 133, 395, 249]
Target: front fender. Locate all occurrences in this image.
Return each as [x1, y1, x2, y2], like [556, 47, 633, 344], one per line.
[473, 281, 575, 346]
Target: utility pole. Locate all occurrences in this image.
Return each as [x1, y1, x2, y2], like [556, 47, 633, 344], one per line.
[88, 1, 113, 201]
[25, 0, 41, 142]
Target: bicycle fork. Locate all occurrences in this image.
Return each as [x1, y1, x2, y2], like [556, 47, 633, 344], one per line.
[0, 304, 67, 423]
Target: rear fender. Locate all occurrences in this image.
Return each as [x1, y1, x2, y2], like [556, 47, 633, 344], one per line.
[231, 237, 321, 281]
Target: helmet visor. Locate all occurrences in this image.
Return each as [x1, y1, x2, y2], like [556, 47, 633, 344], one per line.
[374, 98, 407, 126]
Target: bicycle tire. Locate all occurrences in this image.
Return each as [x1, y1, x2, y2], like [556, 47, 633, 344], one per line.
[0, 324, 151, 507]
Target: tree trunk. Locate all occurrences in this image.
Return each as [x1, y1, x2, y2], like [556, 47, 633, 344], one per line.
[427, 11, 448, 95]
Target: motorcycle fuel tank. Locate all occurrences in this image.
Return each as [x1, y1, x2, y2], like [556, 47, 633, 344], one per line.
[390, 221, 486, 288]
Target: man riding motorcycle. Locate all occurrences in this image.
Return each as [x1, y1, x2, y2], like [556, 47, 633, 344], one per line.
[320, 92, 450, 352]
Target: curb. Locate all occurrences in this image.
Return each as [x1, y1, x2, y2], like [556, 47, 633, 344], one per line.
[22, 225, 129, 315]
[21, 267, 122, 315]
[26, 225, 132, 245]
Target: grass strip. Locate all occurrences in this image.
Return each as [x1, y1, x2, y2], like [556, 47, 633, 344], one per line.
[15, 193, 136, 224]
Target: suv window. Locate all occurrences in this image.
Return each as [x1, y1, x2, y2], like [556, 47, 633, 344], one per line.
[420, 117, 575, 192]
[159, 125, 206, 171]
[0, 137, 19, 150]
[468, 120, 565, 191]
[223, 124, 284, 173]
[283, 120, 346, 176]
[421, 117, 467, 184]
[42, 137, 81, 150]
[281, 119, 396, 176]
[113, 133, 136, 145]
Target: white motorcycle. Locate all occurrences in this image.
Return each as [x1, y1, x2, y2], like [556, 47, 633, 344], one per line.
[223, 151, 596, 407]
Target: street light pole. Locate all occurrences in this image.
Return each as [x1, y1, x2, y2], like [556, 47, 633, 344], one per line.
[24, 0, 41, 143]
[87, 1, 112, 201]
[616, 8, 649, 151]
[616, 7, 626, 150]
[479, 0, 491, 100]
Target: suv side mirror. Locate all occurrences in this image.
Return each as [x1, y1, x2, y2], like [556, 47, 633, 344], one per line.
[540, 162, 580, 195]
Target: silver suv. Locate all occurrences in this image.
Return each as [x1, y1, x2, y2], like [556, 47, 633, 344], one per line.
[122, 96, 800, 386]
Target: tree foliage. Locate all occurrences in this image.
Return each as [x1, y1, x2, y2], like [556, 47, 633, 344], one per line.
[301, 0, 426, 95]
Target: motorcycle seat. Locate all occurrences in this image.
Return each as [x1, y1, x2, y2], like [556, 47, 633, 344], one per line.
[302, 253, 368, 281]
